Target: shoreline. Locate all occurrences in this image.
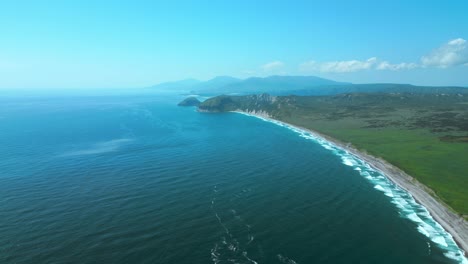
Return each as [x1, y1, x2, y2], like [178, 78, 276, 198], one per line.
[232, 110, 468, 259]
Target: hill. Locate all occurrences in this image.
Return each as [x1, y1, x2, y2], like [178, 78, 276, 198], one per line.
[177, 96, 201, 106]
[288, 83, 468, 96]
[151, 75, 468, 96]
[198, 93, 468, 218]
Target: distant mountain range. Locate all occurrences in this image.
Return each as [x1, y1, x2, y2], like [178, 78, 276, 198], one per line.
[150, 75, 468, 95]
[150, 75, 347, 95]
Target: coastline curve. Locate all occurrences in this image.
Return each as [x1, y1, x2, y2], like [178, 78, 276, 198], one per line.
[232, 110, 468, 263]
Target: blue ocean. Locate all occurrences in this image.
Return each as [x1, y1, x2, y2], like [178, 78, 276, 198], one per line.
[0, 91, 466, 263]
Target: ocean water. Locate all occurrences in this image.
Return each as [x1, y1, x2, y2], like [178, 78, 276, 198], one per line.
[0, 93, 466, 264]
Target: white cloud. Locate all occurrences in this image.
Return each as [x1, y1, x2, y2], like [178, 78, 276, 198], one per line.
[300, 57, 377, 73]
[449, 38, 466, 46]
[323, 57, 377, 72]
[299, 38, 467, 73]
[300, 58, 420, 73]
[376, 61, 419, 70]
[421, 38, 468, 67]
[261, 61, 284, 72]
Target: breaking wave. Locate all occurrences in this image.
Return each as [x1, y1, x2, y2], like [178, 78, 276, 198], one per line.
[236, 112, 467, 263]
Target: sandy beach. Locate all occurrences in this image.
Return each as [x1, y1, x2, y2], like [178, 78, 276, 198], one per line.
[234, 110, 468, 258]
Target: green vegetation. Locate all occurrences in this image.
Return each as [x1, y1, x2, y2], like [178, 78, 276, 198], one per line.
[177, 96, 201, 107]
[199, 93, 468, 218]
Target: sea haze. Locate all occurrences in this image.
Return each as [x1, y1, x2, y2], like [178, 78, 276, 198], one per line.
[0, 93, 464, 263]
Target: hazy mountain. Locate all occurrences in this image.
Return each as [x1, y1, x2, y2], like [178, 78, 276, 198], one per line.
[149, 76, 240, 93]
[193, 75, 349, 95]
[191, 76, 241, 92]
[151, 76, 467, 95]
[150, 79, 201, 92]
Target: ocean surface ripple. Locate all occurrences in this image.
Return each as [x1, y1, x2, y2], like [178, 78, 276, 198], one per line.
[0, 94, 465, 263]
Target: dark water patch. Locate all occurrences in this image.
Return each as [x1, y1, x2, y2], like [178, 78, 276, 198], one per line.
[0, 95, 464, 263]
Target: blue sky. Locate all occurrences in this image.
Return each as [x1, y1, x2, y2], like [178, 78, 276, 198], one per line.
[0, 0, 467, 89]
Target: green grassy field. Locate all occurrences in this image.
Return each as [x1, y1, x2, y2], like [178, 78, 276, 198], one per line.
[198, 93, 468, 218]
[286, 119, 467, 216]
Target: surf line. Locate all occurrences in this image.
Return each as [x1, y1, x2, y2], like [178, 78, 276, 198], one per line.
[233, 111, 467, 264]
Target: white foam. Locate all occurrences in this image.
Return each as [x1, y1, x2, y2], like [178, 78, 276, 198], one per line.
[418, 226, 431, 238]
[384, 191, 394, 198]
[445, 252, 468, 264]
[323, 145, 334, 150]
[247, 234, 254, 244]
[342, 157, 354, 166]
[243, 252, 258, 264]
[433, 236, 449, 248]
[374, 185, 385, 192]
[60, 138, 133, 157]
[408, 213, 424, 225]
[277, 254, 298, 264]
[235, 112, 468, 263]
